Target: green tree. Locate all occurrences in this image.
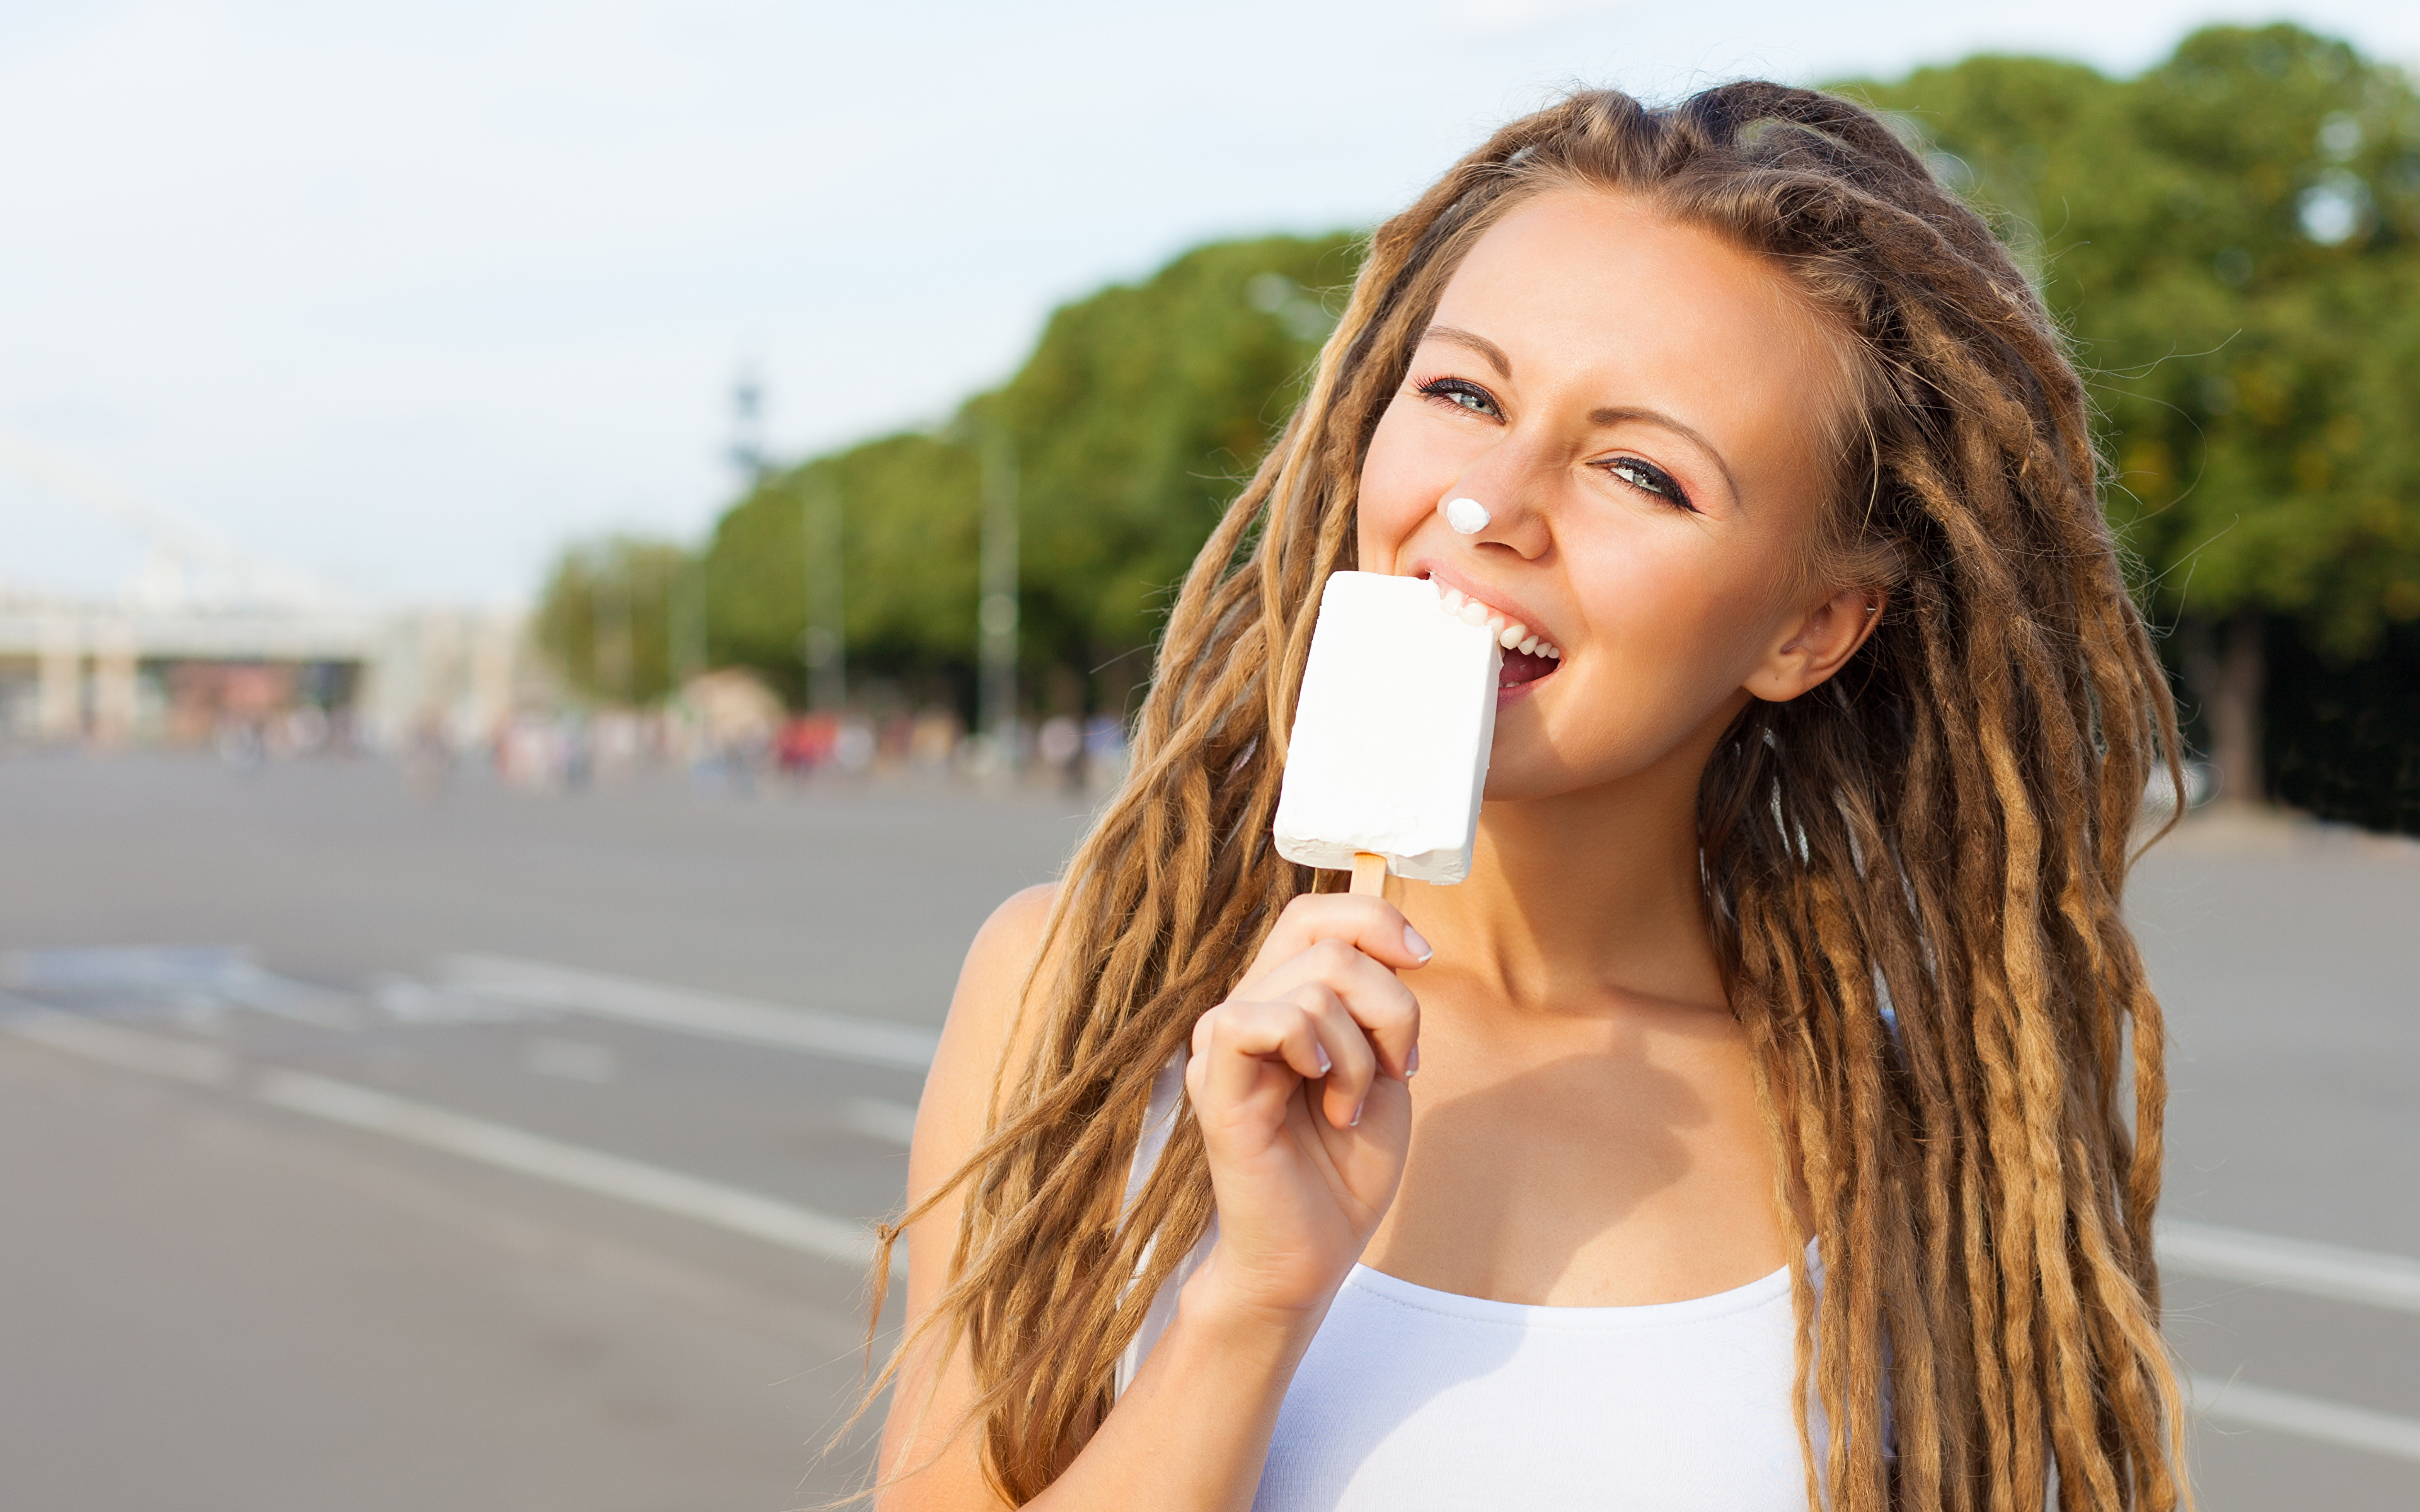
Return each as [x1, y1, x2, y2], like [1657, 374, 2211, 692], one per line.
[701, 232, 1361, 715]
[996, 234, 1363, 679]
[1848, 24, 2420, 803]
[534, 535, 694, 706]
[705, 433, 982, 709]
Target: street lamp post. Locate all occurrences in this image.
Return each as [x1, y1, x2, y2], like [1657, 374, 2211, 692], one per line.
[591, 555, 633, 706]
[801, 478, 845, 713]
[672, 554, 706, 689]
[979, 426, 1019, 754]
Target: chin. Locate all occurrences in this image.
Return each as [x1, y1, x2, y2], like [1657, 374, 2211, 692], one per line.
[1478, 753, 1589, 805]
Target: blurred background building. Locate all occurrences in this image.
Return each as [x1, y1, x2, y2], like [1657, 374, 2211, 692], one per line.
[0, 430, 526, 757]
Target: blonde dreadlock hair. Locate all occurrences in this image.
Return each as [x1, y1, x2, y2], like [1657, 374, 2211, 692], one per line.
[867, 82, 2191, 1511]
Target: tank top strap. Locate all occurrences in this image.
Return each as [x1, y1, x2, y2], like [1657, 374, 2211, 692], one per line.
[1114, 1053, 1216, 1395]
[1122, 1052, 1188, 1211]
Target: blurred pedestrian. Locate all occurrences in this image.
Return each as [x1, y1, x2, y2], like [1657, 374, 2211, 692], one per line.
[402, 710, 451, 798]
[1037, 714, 1082, 793]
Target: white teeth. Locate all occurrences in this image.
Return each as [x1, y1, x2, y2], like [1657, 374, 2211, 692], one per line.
[1434, 585, 1560, 660]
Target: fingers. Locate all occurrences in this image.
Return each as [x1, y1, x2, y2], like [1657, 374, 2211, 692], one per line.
[1238, 936, 1420, 1082]
[1189, 895, 1432, 1135]
[1193, 994, 1344, 1116]
[1296, 982, 1381, 1130]
[1192, 976, 1407, 1132]
[1259, 893, 1434, 976]
[1190, 992, 1339, 1087]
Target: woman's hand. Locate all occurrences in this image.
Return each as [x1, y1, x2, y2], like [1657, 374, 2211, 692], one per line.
[1183, 893, 1428, 1326]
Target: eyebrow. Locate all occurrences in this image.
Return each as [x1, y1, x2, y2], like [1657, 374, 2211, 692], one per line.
[1417, 323, 1744, 506]
[1420, 324, 1511, 377]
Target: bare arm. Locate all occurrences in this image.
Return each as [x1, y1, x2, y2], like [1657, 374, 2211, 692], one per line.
[876, 886, 1427, 1511]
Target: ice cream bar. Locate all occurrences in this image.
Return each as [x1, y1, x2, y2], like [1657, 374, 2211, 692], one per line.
[1273, 571, 1501, 886]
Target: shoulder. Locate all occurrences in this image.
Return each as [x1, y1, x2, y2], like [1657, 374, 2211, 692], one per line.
[911, 884, 1062, 1198]
[953, 883, 1059, 1022]
[932, 883, 1058, 1082]
[880, 885, 1063, 1499]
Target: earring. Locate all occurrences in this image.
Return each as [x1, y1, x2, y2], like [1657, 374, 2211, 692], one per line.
[1441, 496, 1490, 535]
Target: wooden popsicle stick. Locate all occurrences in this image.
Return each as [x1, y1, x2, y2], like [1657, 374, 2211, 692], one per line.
[1349, 852, 1388, 896]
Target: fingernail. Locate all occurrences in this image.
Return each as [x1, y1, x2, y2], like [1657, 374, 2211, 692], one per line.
[1403, 925, 1432, 963]
[1407, 1044, 1421, 1079]
[1350, 1099, 1364, 1127]
[1315, 1045, 1333, 1077]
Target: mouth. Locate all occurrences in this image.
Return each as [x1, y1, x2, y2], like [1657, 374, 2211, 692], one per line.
[1496, 643, 1559, 691]
[1419, 575, 1563, 695]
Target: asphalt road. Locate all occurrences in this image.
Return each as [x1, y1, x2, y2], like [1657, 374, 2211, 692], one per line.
[0, 753, 2412, 1509]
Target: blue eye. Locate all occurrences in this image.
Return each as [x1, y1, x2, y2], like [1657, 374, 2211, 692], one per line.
[1606, 457, 1697, 513]
[1413, 376, 1501, 419]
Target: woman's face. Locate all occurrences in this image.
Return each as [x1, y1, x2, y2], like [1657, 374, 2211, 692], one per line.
[1356, 188, 1873, 803]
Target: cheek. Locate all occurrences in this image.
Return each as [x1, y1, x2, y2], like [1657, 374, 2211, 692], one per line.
[1355, 402, 1453, 565]
[1568, 529, 1797, 698]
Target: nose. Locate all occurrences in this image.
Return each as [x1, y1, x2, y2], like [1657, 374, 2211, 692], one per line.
[1436, 455, 1550, 559]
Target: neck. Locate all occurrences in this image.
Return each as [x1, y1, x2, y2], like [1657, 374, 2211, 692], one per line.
[1397, 752, 1728, 1021]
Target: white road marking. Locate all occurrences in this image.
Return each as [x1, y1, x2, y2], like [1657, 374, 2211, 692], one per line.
[841, 1096, 920, 1146]
[376, 975, 553, 1024]
[2, 999, 235, 1084]
[2160, 1219, 2420, 1317]
[440, 954, 938, 1072]
[254, 1070, 873, 1268]
[4, 947, 360, 1029]
[5, 944, 251, 992]
[2191, 1374, 2420, 1463]
[4, 1001, 875, 1269]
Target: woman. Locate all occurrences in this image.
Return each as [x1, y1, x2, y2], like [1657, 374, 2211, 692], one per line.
[872, 83, 2190, 1511]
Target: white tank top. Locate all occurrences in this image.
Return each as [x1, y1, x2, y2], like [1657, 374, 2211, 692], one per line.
[1114, 1058, 1827, 1510]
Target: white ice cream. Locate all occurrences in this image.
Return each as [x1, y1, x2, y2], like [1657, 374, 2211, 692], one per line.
[1272, 571, 1501, 884]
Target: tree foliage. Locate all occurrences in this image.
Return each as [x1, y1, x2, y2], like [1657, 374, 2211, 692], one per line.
[567, 23, 2420, 824]
[533, 535, 693, 706]
[700, 232, 1361, 713]
[1846, 24, 2420, 655]
[706, 433, 982, 708]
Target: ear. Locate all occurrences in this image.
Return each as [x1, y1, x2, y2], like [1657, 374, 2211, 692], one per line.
[1743, 586, 1886, 703]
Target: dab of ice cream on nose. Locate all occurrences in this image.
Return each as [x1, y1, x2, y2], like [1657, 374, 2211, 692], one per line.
[1443, 496, 1492, 534]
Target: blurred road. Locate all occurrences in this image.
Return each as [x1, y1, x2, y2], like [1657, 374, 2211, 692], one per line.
[0, 754, 2412, 1509]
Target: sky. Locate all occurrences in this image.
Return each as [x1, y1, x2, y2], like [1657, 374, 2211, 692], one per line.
[4, 1, 2417, 607]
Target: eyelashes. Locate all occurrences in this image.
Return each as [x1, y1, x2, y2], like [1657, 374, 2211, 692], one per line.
[1603, 457, 1696, 514]
[1412, 374, 1499, 418]
[1409, 374, 1699, 515]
